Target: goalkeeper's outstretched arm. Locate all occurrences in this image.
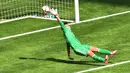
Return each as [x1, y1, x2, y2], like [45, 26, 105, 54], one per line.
[49, 10, 67, 30]
[66, 42, 74, 60]
[42, 6, 66, 29]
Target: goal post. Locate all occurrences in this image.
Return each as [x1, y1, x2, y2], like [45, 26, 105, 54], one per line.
[74, 0, 80, 23]
[0, 0, 80, 23]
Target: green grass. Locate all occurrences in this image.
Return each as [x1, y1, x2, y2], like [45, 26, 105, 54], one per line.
[79, 0, 130, 20]
[0, 18, 58, 38]
[0, 0, 130, 73]
[89, 63, 130, 73]
[0, 12, 130, 73]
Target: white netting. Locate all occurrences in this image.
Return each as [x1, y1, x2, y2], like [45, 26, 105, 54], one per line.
[0, 0, 77, 22]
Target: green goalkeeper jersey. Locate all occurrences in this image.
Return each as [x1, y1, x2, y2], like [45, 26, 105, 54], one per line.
[59, 21, 83, 50]
[58, 21, 111, 58]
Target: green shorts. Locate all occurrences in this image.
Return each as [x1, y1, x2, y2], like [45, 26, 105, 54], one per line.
[73, 44, 91, 56]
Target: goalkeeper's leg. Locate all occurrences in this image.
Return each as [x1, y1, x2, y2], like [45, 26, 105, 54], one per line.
[90, 46, 117, 57]
[87, 50, 109, 64]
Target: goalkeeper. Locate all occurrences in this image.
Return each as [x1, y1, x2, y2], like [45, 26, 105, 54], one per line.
[42, 6, 117, 64]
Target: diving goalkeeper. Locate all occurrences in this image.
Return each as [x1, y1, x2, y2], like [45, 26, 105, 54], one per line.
[42, 6, 117, 64]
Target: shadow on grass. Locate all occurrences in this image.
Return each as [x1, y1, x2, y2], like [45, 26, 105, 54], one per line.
[19, 57, 106, 66]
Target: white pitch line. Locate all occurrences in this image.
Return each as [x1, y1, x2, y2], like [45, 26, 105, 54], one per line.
[70, 10, 130, 25]
[0, 26, 60, 41]
[0, 16, 30, 24]
[76, 60, 130, 73]
[0, 10, 130, 41]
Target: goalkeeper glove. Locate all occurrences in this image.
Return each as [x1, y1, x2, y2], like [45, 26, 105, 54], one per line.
[50, 8, 58, 16]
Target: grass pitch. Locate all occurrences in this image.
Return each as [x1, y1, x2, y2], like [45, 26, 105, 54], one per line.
[0, 13, 130, 73]
[79, 0, 130, 20]
[0, 0, 130, 73]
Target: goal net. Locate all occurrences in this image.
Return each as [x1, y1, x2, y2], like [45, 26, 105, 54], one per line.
[0, 0, 79, 23]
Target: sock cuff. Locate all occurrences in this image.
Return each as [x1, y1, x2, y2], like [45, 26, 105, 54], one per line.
[92, 54, 95, 57]
[98, 48, 100, 52]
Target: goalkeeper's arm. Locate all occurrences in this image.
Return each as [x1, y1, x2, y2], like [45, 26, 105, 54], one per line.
[42, 6, 66, 29]
[49, 9, 60, 21]
[50, 10, 67, 29]
[66, 42, 74, 60]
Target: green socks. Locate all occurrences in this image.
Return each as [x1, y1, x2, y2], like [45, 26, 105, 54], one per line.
[92, 54, 105, 62]
[90, 48, 111, 62]
[98, 48, 111, 55]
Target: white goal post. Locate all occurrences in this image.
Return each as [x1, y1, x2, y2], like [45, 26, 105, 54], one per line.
[0, 0, 80, 24]
[74, 0, 80, 23]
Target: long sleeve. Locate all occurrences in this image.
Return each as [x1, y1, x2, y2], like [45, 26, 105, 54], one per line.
[58, 20, 68, 31]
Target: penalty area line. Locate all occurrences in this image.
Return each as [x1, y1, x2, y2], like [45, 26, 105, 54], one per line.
[72, 10, 130, 25]
[0, 26, 60, 41]
[0, 10, 130, 41]
[75, 60, 130, 73]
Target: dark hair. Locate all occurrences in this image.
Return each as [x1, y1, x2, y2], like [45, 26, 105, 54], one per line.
[64, 22, 68, 24]
[64, 22, 71, 25]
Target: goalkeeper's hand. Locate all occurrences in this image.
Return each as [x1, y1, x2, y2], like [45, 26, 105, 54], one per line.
[50, 8, 58, 16]
[68, 56, 74, 60]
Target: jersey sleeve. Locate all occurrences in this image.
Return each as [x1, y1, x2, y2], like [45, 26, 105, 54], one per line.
[59, 20, 68, 31]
